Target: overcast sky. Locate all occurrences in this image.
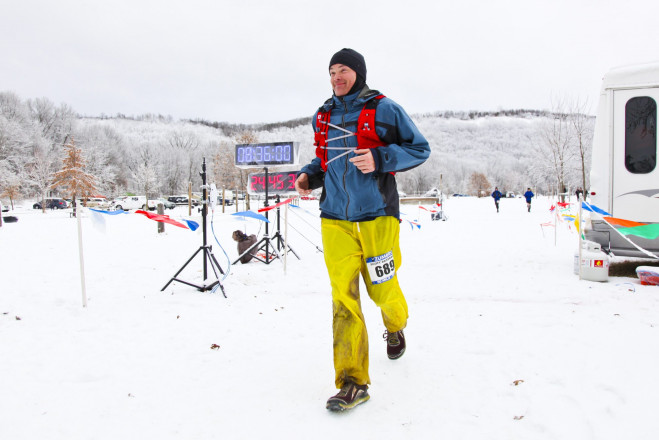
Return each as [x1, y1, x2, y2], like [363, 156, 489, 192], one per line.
[1, 0, 658, 124]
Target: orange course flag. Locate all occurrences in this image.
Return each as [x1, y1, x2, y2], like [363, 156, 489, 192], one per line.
[603, 217, 646, 228]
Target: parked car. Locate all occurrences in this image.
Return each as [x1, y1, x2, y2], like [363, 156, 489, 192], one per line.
[83, 197, 109, 208]
[168, 196, 190, 205]
[33, 198, 68, 210]
[110, 196, 148, 211]
[168, 196, 183, 205]
[149, 198, 176, 210]
[1, 201, 9, 212]
[214, 196, 233, 206]
[218, 190, 234, 206]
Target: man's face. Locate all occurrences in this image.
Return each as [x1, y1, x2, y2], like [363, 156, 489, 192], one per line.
[329, 64, 356, 97]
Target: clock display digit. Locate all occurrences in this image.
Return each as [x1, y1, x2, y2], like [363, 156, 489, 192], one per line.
[247, 171, 300, 194]
[235, 142, 297, 167]
[286, 173, 296, 191]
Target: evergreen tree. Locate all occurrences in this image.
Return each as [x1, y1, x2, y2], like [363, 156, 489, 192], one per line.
[51, 137, 96, 217]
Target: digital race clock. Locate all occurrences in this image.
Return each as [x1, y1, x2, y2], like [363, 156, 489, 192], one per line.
[235, 142, 299, 168]
[248, 171, 299, 195]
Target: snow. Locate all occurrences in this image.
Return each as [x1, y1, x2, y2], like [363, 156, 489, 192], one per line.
[2, 196, 659, 440]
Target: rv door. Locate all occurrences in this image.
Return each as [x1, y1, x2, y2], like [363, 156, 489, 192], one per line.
[612, 89, 659, 222]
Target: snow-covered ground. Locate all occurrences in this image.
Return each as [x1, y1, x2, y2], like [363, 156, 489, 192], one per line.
[1, 196, 658, 440]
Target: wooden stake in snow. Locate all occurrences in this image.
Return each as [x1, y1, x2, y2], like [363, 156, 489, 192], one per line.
[77, 209, 88, 307]
[578, 194, 583, 280]
[554, 196, 558, 247]
[284, 203, 289, 275]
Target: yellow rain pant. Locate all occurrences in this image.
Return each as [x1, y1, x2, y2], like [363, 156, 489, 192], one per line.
[321, 216, 408, 388]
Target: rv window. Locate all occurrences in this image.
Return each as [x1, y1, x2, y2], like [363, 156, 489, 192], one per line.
[625, 96, 657, 174]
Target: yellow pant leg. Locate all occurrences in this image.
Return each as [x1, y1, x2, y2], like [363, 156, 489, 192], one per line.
[322, 219, 369, 388]
[357, 217, 408, 333]
[322, 217, 408, 389]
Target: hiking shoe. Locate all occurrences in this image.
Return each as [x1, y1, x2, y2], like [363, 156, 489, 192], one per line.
[326, 382, 370, 412]
[384, 329, 406, 359]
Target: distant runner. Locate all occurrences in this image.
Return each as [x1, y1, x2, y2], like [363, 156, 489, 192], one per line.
[524, 188, 534, 212]
[491, 187, 503, 213]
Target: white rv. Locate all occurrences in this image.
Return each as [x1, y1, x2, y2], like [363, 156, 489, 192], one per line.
[585, 61, 659, 257]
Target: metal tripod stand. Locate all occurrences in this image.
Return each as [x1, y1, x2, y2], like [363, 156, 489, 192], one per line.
[161, 158, 226, 296]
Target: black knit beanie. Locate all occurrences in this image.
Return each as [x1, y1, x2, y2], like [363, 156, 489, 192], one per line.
[329, 48, 367, 82]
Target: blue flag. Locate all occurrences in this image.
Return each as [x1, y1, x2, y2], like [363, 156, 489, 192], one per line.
[231, 211, 270, 223]
[581, 202, 610, 216]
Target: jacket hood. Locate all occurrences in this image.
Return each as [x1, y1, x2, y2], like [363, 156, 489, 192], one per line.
[322, 85, 381, 112]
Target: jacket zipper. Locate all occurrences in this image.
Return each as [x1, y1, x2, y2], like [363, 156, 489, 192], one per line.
[341, 99, 350, 219]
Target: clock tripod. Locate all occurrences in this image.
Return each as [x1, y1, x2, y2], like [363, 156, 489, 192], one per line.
[233, 167, 299, 265]
[162, 158, 226, 295]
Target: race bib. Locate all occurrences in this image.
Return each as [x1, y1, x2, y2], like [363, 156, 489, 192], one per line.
[366, 251, 396, 285]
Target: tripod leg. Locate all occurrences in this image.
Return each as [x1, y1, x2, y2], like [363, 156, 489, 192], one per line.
[255, 234, 281, 264]
[205, 246, 225, 275]
[264, 237, 282, 263]
[161, 247, 204, 291]
[232, 236, 268, 265]
[206, 251, 227, 297]
[286, 244, 300, 260]
[274, 232, 300, 260]
[204, 247, 226, 282]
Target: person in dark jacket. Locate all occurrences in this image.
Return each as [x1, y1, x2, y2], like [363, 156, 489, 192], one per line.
[524, 188, 534, 212]
[231, 230, 257, 264]
[295, 48, 430, 412]
[491, 187, 503, 212]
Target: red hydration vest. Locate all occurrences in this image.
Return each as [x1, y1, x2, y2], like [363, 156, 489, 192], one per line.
[314, 95, 386, 171]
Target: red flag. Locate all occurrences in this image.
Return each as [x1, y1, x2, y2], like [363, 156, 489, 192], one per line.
[258, 197, 295, 212]
[135, 210, 190, 229]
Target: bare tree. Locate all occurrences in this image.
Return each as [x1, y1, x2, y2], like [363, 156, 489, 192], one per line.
[27, 98, 76, 154]
[468, 172, 491, 197]
[25, 140, 57, 205]
[0, 168, 21, 209]
[211, 140, 241, 190]
[168, 130, 201, 188]
[540, 96, 575, 202]
[569, 96, 593, 200]
[75, 125, 120, 197]
[134, 162, 159, 202]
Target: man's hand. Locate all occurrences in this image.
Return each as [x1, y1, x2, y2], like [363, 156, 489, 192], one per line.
[349, 149, 375, 173]
[295, 173, 312, 196]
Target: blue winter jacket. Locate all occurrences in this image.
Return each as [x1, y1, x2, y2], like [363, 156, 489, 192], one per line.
[524, 190, 534, 203]
[492, 190, 503, 201]
[300, 86, 430, 222]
